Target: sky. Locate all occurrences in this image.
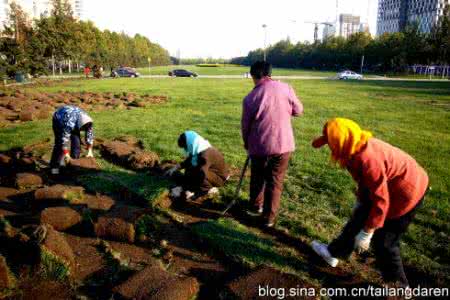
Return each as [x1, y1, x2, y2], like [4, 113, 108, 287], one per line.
[9, 0, 380, 59]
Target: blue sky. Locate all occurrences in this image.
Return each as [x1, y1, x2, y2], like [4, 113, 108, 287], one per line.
[11, 0, 380, 58]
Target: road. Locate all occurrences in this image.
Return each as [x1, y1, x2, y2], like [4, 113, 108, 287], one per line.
[142, 75, 450, 82]
[12, 75, 450, 83]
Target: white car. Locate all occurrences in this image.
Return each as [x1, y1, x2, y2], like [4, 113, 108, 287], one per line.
[338, 70, 363, 80]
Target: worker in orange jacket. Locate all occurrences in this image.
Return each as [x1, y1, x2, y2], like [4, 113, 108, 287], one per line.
[311, 118, 428, 288]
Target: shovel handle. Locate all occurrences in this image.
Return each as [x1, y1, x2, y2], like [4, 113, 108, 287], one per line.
[222, 156, 250, 215]
[234, 156, 250, 197]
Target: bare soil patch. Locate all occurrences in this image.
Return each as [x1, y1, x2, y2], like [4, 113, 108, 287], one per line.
[100, 137, 160, 171]
[95, 216, 136, 244]
[113, 264, 199, 300]
[227, 266, 316, 300]
[67, 157, 100, 172]
[40, 224, 76, 268]
[15, 173, 43, 190]
[0, 90, 168, 127]
[40, 207, 82, 231]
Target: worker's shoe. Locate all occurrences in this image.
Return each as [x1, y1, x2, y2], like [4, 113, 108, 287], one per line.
[246, 206, 263, 217]
[50, 168, 60, 175]
[311, 241, 339, 267]
[264, 221, 275, 228]
[262, 216, 277, 229]
[185, 190, 195, 200]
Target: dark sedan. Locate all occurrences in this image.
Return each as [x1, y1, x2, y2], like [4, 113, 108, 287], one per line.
[168, 69, 198, 77]
[112, 67, 140, 78]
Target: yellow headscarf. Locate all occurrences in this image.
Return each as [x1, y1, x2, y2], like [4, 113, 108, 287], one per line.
[324, 118, 373, 167]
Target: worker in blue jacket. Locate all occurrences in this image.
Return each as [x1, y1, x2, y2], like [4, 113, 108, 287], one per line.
[50, 105, 94, 174]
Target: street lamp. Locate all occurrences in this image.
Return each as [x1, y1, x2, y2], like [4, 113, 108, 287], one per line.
[262, 24, 268, 61]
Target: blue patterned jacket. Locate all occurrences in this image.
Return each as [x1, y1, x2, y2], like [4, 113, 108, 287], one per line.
[53, 106, 94, 149]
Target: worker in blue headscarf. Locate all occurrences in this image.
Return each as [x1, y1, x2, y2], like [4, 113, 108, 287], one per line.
[165, 131, 230, 200]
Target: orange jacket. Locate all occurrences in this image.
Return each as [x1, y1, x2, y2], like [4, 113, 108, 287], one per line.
[347, 138, 429, 229]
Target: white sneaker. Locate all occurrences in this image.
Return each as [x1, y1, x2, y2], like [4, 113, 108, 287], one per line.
[51, 168, 60, 175]
[311, 241, 339, 267]
[185, 190, 195, 200]
[208, 187, 219, 196]
[265, 221, 275, 228]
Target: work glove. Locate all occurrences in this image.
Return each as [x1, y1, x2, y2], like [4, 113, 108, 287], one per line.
[86, 145, 94, 158]
[60, 150, 71, 166]
[164, 165, 180, 177]
[354, 230, 374, 253]
[170, 186, 183, 198]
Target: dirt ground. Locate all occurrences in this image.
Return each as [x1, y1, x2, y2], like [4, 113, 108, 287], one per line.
[0, 89, 168, 127]
[100, 138, 160, 171]
[1, 134, 440, 299]
[0, 137, 242, 299]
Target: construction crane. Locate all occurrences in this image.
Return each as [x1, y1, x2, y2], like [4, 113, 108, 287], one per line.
[305, 21, 334, 43]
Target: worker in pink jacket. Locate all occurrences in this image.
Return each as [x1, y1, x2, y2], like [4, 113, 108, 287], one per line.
[241, 61, 304, 227]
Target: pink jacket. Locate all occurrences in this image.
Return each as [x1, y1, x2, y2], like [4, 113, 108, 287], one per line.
[241, 78, 303, 156]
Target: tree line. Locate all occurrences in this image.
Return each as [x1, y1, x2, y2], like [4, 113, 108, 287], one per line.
[0, 0, 171, 77]
[232, 7, 450, 73]
[170, 57, 229, 65]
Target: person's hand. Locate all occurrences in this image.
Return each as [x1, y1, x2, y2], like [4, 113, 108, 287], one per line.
[170, 186, 183, 198]
[164, 165, 180, 177]
[60, 150, 71, 166]
[86, 146, 94, 158]
[354, 230, 374, 253]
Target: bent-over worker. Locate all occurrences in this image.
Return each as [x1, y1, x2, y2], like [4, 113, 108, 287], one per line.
[311, 118, 429, 288]
[50, 105, 94, 174]
[166, 131, 229, 200]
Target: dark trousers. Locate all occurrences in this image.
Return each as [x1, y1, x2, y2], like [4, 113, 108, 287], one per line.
[250, 152, 291, 223]
[50, 118, 81, 168]
[328, 195, 424, 286]
[176, 168, 225, 194]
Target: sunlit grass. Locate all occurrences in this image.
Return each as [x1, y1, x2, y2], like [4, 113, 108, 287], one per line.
[1, 77, 449, 284]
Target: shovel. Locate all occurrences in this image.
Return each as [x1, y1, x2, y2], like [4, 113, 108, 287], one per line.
[221, 156, 250, 215]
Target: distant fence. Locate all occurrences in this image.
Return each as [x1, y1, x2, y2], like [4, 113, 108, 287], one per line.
[410, 65, 450, 78]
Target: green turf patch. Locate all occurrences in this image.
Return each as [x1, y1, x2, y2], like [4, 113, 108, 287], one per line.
[135, 214, 166, 237]
[39, 247, 71, 281]
[191, 218, 311, 279]
[76, 158, 170, 207]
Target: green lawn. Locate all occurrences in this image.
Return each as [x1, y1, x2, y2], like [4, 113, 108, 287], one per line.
[1, 77, 449, 285]
[137, 64, 337, 77]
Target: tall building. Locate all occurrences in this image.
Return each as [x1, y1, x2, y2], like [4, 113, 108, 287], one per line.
[339, 14, 361, 38]
[323, 14, 364, 40]
[377, 0, 449, 35]
[322, 24, 337, 40]
[360, 22, 370, 33]
[1, 0, 33, 24]
[1, 0, 82, 24]
[33, 0, 82, 19]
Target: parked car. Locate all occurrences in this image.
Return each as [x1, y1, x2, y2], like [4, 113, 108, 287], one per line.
[338, 70, 363, 80]
[168, 69, 198, 77]
[112, 67, 140, 78]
